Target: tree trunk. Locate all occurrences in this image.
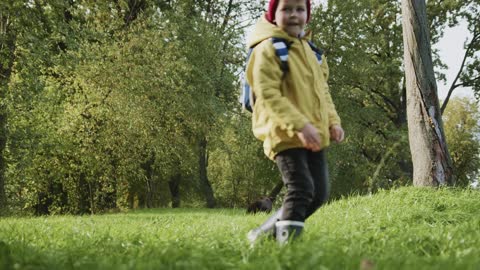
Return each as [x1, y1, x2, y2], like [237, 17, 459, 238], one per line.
[168, 173, 181, 208]
[77, 172, 91, 214]
[199, 136, 216, 208]
[141, 152, 155, 208]
[401, 0, 454, 186]
[0, 9, 14, 212]
[268, 181, 284, 202]
[0, 112, 6, 211]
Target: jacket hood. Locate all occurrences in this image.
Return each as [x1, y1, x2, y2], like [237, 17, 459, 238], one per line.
[246, 15, 312, 48]
[246, 15, 293, 48]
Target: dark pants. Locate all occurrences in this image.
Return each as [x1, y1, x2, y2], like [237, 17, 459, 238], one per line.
[275, 148, 330, 222]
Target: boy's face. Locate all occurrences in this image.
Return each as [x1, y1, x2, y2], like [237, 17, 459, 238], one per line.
[274, 0, 307, 38]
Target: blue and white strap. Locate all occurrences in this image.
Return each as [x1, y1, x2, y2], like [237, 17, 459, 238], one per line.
[272, 37, 290, 72]
[307, 41, 323, 64]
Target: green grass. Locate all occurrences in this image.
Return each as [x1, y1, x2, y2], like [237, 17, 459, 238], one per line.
[0, 187, 479, 270]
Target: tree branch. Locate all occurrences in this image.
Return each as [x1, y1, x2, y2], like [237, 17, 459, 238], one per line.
[219, 0, 234, 36]
[441, 28, 480, 114]
[350, 82, 398, 123]
[456, 75, 480, 88]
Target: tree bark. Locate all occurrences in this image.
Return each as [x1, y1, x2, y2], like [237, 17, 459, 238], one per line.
[199, 136, 216, 208]
[401, 0, 454, 186]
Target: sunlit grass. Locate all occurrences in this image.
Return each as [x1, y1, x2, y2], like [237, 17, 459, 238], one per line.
[1, 187, 479, 269]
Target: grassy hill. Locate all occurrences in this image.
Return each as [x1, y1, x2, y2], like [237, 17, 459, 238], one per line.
[0, 187, 479, 269]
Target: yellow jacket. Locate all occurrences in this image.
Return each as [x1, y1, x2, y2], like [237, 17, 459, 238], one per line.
[246, 16, 341, 160]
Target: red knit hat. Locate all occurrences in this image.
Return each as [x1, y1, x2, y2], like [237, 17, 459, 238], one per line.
[266, 0, 311, 24]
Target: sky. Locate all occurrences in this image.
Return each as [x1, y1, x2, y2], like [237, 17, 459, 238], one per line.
[433, 21, 474, 100]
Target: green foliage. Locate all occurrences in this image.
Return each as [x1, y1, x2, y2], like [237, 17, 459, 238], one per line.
[1, 0, 479, 215]
[0, 187, 479, 269]
[309, 0, 412, 196]
[309, 0, 479, 194]
[443, 98, 480, 186]
[2, 0, 262, 214]
[208, 114, 281, 207]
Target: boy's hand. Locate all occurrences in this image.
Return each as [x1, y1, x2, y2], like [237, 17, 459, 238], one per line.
[330, 124, 345, 143]
[298, 123, 321, 152]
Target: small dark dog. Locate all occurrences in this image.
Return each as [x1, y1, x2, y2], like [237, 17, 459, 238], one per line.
[246, 197, 273, 214]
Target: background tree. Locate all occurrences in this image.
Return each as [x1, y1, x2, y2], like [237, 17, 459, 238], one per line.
[2, 0, 267, 214]
[0, 1, 18, 211]
[443, 97, 480, 186]
[308, 0, 477, 193]
[401, 0, 454, 186]
[0, 0, 478, 215]
[309, 0, 412, 196]
[208, 114, 282, 208]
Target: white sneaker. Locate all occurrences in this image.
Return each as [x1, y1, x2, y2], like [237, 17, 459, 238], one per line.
[247, 228, 263, 247]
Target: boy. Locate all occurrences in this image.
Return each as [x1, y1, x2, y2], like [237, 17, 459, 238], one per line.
[246, 0, 345, 245]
